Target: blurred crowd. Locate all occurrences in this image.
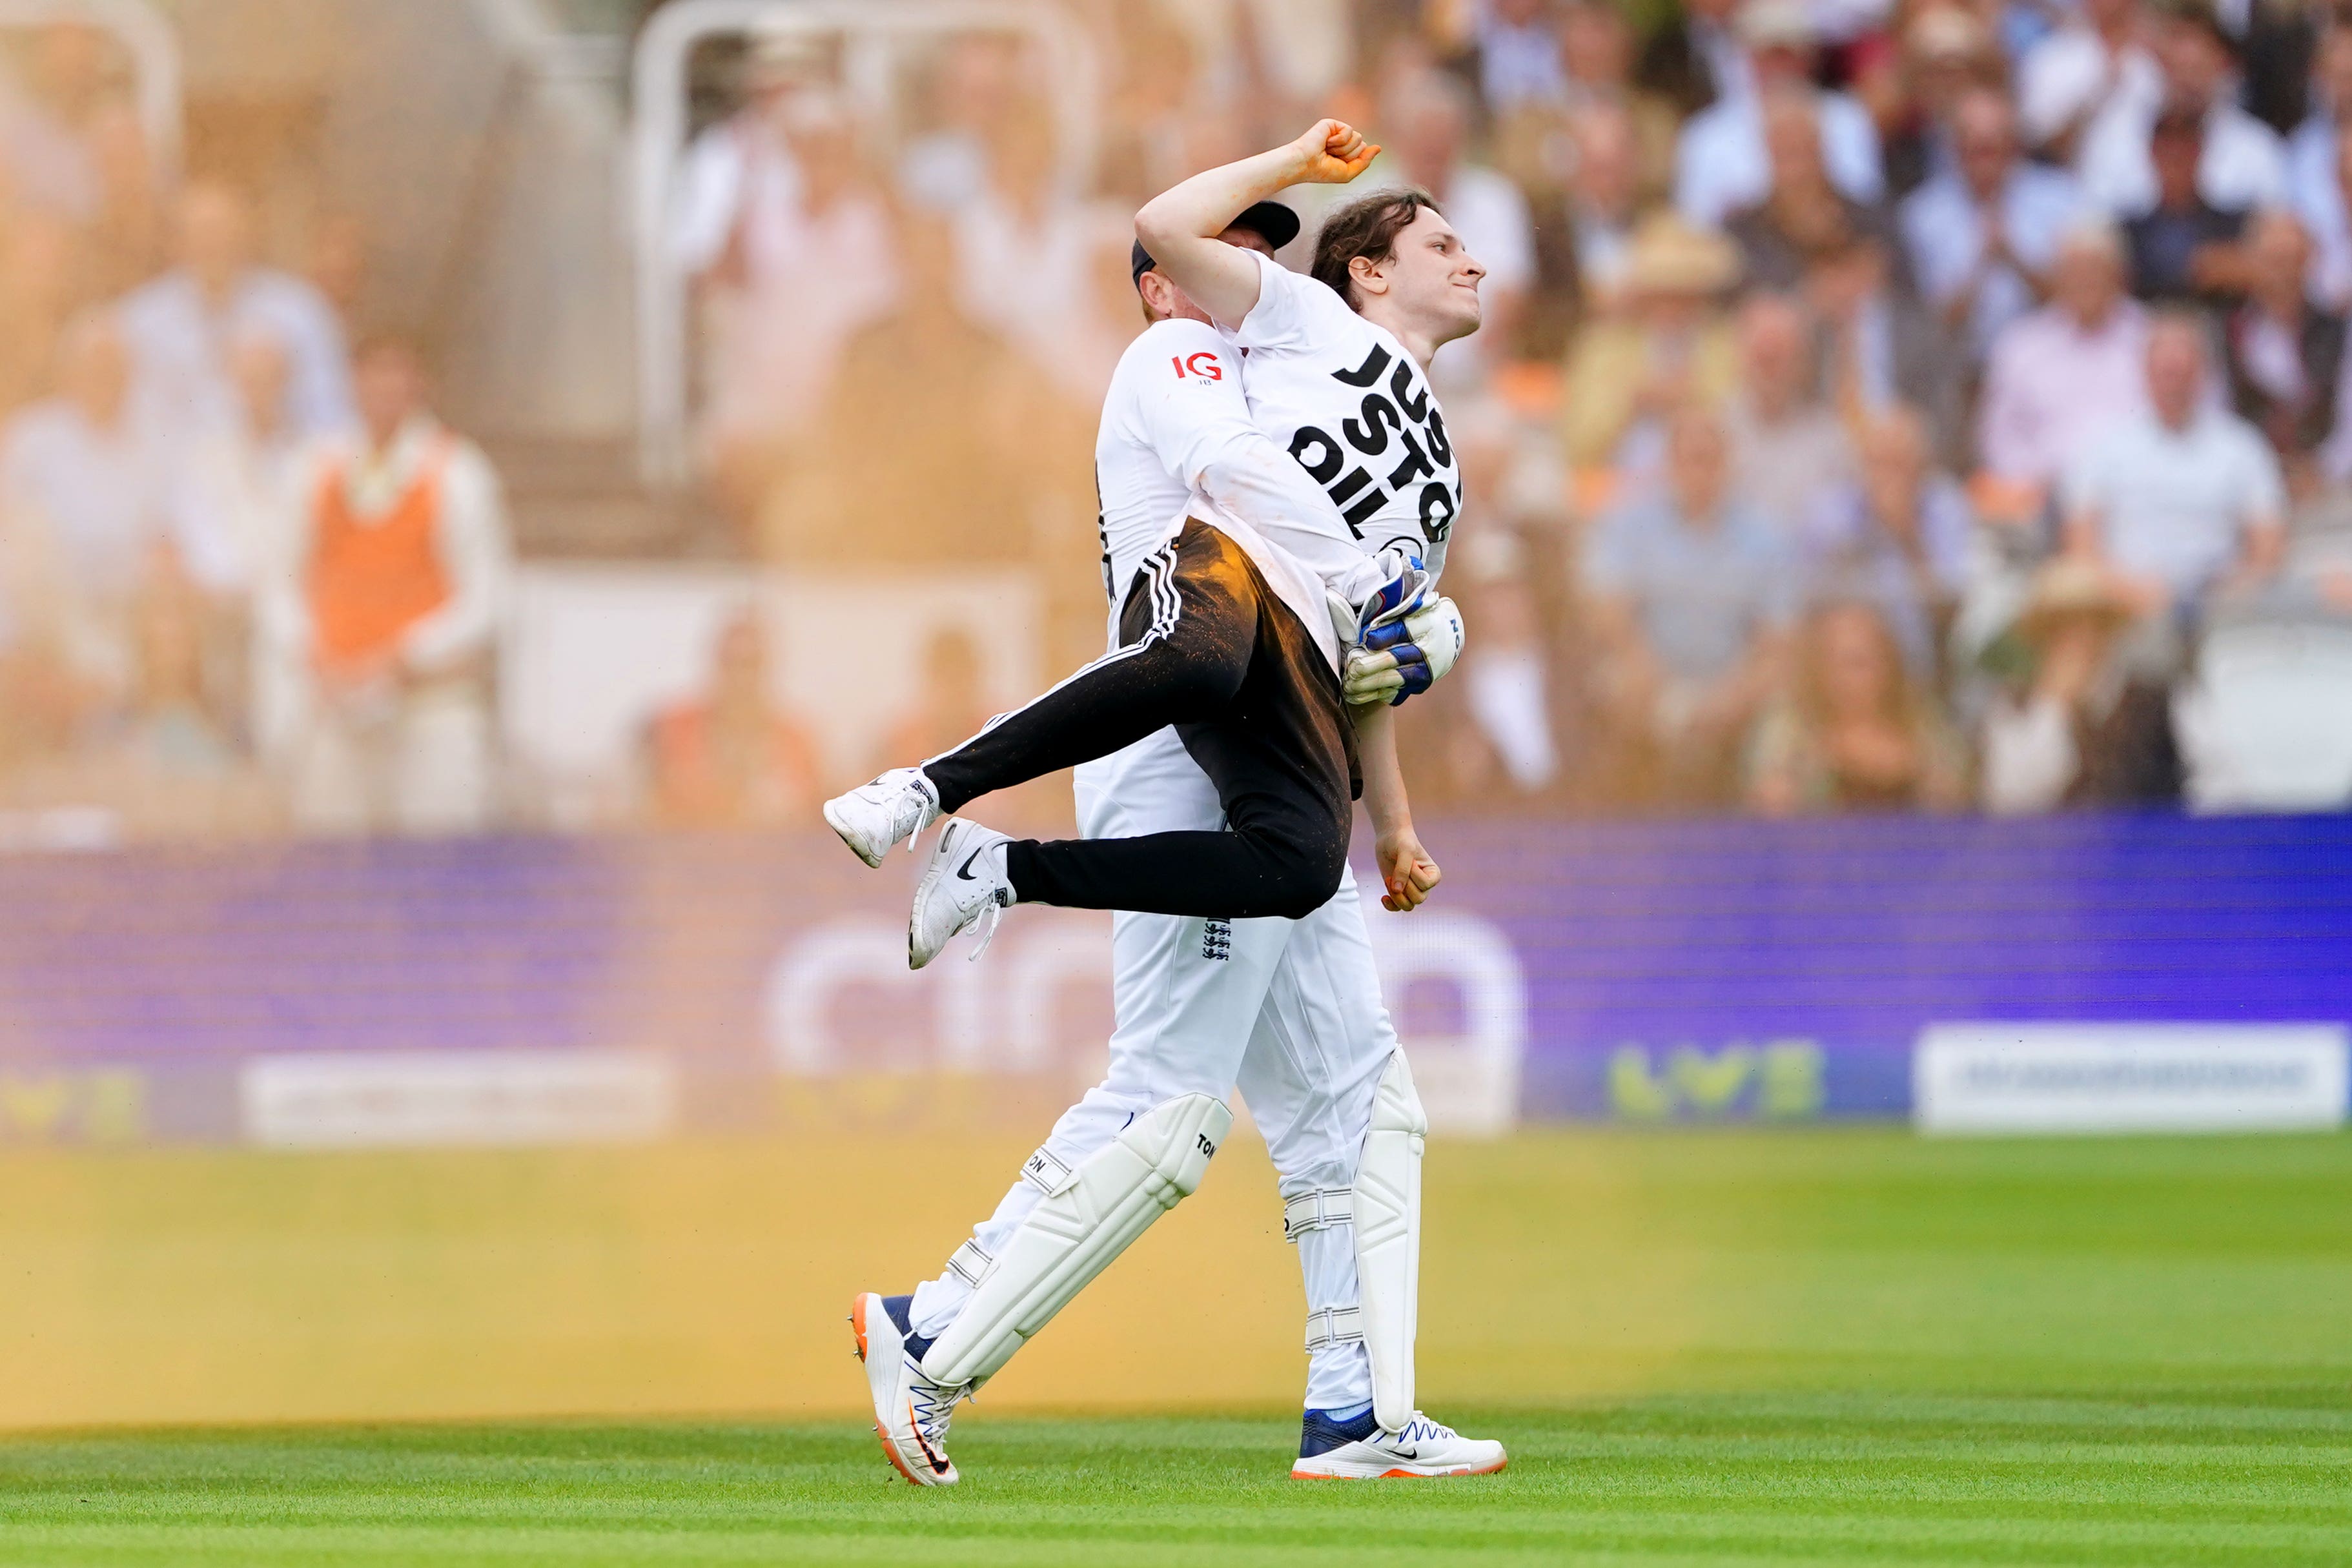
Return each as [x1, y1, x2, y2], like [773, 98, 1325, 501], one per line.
[8, 1, 2352, 844]
[0, 21, 533, 842]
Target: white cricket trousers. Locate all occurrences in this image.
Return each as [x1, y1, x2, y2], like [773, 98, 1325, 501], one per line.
[908, 728, 1400, 1410]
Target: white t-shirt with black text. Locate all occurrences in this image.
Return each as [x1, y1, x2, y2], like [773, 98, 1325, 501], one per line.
[1223, 250, 1460, 590]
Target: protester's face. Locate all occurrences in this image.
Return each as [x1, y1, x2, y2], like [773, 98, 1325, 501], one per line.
[2145, 324, 2205, 421]
[1362, 206, 1485, 345]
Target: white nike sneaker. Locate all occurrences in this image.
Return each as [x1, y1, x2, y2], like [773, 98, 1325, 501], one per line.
[824, 768, 943, 868]
[908, 818, 1014, 970]
[1290, 1409, 1507, 1480]
[850, 1292, 966, 1487]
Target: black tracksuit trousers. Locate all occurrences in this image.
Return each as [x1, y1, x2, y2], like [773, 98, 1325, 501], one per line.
[919, 520, 1356, 921]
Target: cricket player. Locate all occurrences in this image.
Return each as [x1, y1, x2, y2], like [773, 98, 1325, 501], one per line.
[848, 122, 1504, 1485]
[823, 127, 1464, 968]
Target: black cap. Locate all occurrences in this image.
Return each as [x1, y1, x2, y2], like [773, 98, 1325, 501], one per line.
[1131, 201, 1304, 287]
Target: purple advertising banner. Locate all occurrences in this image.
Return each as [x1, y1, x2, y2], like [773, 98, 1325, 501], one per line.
[1, 812, 2347, 1144]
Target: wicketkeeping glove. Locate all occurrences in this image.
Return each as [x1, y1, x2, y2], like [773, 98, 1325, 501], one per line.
[1343, 595, 1466, 706]
[1354, 547, 1433, 642]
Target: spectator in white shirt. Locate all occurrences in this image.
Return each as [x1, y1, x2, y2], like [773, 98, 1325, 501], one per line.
[1675, 0, 1884, 229]
[1375, 70, 1537, 372]
[670, 26, 828, 276]
[2064, 311, 2286, 624]
[116, 182, 353, 455]
[0, 311, 178, 711]
[688, 87, 900, 518]
[2017, 0, 2162, 159]
[272, 338, 511, 837]
[1980, 218, 2153, 489]
[1900, 87, 2087, 361]
[2076, 5, 2288, 216]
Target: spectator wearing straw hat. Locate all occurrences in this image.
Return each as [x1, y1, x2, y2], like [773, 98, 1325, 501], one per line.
[1979, 556, 2181, 811]
[1560, 213, 1743, 476]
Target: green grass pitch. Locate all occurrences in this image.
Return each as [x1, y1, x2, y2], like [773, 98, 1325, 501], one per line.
[5, 1128, 2351, 1567]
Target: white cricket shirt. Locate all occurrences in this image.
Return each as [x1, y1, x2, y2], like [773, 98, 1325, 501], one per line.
[1094, 315, 1375, 671]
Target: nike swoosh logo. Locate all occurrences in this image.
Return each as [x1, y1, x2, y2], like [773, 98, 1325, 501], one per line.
[907, 1398, 951, 1474]
[956, 850, 983, 881]
[1390, 1446, 1418, 1459]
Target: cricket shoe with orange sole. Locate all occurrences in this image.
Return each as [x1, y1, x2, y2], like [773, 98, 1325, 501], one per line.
[849, 1292, 966, 1486]
[1290, 1407, 1507, 1480]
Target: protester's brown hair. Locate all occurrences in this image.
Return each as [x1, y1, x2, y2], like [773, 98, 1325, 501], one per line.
[1311, 189, 1443, 307]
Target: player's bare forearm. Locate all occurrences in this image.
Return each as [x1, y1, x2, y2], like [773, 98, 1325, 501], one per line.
[1353, 702, 1440, 911]
[1134, 120, 1377, 327]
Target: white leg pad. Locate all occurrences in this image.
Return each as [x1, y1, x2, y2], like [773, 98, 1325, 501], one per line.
[919, 1092, 1232, 1388]
[1356, 1051, 1426, 1432]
